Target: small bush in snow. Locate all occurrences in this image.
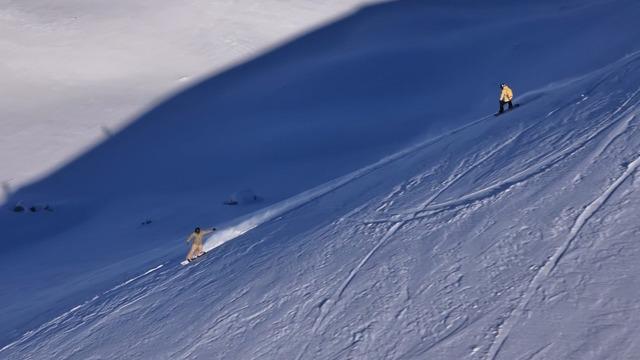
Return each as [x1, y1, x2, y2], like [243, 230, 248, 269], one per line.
[12, 203, 53, 213]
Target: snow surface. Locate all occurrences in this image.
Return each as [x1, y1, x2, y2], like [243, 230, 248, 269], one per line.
[0, 0, 377, 197]
[3, 0, 640, 359]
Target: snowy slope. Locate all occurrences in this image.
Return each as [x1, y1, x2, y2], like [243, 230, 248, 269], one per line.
[3, 0, 640, 358]
[1, 0, 379, 341]
[4, 50, 640, 359]
[0, 0, 376, 196]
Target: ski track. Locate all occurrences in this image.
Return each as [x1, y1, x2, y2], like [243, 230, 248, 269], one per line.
[486, 154, 640, 360]
[484, 96, 640, 360]
[592, 113, 636, 160]
[300, 84, 640, 360]
[106, 264, 165, 294]
[0, 263, 168, 354]
[203, 114, 493, 255]
[360, 120, 540, 225]
[363, 110, 602, 225]
[363, 82, 640, 225]
[414, 87, 640, 219]
[296, 85, 640, 360]
[397, 315, 470, 359]
[296, 136, 474, 358]
[296, 118, 537, 360]
[295, 221, 406, 360]
[415, 122, 539, 211]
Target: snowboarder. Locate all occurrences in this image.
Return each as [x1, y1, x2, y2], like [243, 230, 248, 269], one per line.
[498, 83, 514, 114]
[185, 227, 215, 262]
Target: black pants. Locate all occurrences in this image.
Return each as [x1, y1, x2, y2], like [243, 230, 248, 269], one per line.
[499, 100, 513, 113]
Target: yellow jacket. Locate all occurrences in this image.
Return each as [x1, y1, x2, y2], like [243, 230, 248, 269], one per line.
[500, 85, 514, 102]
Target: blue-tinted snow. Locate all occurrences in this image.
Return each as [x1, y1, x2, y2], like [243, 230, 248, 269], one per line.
[2, 0, 640, 358]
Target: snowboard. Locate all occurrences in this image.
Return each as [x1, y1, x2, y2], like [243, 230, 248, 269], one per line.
[181, 252, 207, 266]
[494, 103, 521, 117]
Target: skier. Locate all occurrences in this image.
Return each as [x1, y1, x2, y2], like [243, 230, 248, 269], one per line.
[185, 227, 215, 262]
[498, 83, 514, 114]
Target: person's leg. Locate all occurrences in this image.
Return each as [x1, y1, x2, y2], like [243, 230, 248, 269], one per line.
[186, 244, 197, 260]
[508, 100, 514, 110]
[499, 101, 505, 113]
[194, 241, 204, 257]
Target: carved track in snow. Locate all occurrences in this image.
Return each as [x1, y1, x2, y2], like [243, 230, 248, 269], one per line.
[485, 91, 640, 360]
[296, 109, 547, 360]
[297, 78, 640, 359]
[361, 87, 640, 226]
[487, 153, 640, 360]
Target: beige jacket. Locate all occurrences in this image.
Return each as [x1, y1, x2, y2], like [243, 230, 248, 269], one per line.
[187, 229, 213, 245]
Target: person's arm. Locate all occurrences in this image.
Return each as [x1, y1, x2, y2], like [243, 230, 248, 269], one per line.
[186, 233, 195, 243]
[202, 228, 216, 235]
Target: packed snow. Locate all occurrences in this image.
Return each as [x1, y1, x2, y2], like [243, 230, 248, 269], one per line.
[3, 0, 640, 359]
